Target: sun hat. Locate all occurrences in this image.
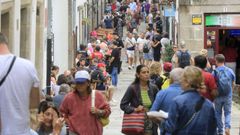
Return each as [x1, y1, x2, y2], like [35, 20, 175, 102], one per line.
[75, 70, 90, 84]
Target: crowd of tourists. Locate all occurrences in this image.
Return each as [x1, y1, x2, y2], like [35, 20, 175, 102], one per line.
[0, 0, 238, 135]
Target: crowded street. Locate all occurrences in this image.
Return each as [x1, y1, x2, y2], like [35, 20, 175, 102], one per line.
[1, 0, 240, 135]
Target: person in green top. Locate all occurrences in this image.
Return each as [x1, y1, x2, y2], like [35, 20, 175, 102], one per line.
[120, 65, 159, 135]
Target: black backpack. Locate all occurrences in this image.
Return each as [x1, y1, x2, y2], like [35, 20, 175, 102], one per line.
[143, 42, 150, 53]
[178, 50, 191, 68]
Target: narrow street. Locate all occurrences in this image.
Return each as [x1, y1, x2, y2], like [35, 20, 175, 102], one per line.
[103, 61, 240, 135]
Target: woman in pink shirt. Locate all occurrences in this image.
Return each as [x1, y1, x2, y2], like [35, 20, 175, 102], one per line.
[60, 70, 111, 135]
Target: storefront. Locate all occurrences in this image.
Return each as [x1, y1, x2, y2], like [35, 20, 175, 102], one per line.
[204, 13, 240, 84]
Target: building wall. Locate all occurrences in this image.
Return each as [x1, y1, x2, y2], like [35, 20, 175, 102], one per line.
[1, 0, 46, 88]
[51, 0, 69, 73]
[178, 0, 240, 55]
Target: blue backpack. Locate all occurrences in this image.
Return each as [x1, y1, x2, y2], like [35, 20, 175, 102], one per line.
[214, 68, 232, 96]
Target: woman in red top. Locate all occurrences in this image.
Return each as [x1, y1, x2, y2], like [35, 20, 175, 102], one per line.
[60, 70, 111, 135]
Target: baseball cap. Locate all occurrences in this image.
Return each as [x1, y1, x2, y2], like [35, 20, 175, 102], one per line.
[97, 63, 106, 68]
[163, 62, 172, 72]
[75, 70, 90, 84]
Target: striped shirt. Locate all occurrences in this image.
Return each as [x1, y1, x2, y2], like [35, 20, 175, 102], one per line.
[141, 89, 152, 109]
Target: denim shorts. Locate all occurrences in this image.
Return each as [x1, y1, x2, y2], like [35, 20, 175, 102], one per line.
[144, 53, 153, 60]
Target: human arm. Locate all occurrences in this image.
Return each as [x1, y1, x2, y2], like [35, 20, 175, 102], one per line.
[152, 41, 160, 48]
[150, 91, 164, 112]
[120, 86, 138, 114]
[161, 100, 179, 133]
[91, 92, 111, 118]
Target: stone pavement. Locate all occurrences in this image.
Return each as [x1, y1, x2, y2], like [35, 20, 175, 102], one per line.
[103, 62, 240, 135]
[103, 22, 240, 135]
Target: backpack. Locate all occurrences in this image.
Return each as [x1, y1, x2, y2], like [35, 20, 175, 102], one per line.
[143, 42, 150, 53]
[150, 74, 163, 90]
[91, 70, 101, 82]
[214, 68, 232, 96]
[178, 50, 190, 68]
[160, 75, 170, 90]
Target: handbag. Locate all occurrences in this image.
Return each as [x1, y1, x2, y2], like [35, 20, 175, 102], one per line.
[0, 56, 16, 86]
[121, 112, 145, 134]
[91, 90, 110, 127]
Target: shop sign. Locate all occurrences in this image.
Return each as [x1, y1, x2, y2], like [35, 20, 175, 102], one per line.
[192, 14, 202, 25]
[205, 14, 240, 27]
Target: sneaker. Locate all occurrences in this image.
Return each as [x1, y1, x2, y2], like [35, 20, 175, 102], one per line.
[132, 65, 135, 69]
[128, 66, 132, 70]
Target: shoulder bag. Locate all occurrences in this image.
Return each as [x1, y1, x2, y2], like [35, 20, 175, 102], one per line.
[121, 85, 146, 134]
[163, 97, 205, 135]
[0, 56, 16, 86]
[91, 90, 110, 127]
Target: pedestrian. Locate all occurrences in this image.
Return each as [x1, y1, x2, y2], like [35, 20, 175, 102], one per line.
[60, 70, 111, 135]
[199, 49, 215, 72]
[160, 32, 170, 59]
[152, 34, 162, 62]
[213, 54, 235, 135]
[194, 55, 217, 102]
[143, 35, 153, 66]
[109, 41, 121, 87]
[176, 41, 192, 68]
[53, 84, 71, 109]
[36, 101, 65, 135]
[147, 12, 154, 30]
[91, 46, 104, 63]
[137, 33, 146, 65]
[149, 68, 184, 135]
[0, 33, 40, 135]
[171, 45, 178, 69]
[125, 32, 136, 69]
[120, 65, 159, 135]
[157, 66, 217, 135]
[161, 62, 172, 90]
[149, 62, 163, 90]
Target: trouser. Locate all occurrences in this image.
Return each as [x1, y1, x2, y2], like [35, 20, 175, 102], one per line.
[111, 67, 118, 86]
[214, 95, 232, 134]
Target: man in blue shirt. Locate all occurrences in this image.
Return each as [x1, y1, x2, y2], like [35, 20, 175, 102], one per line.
[150, 68, 184, 134]
[213, 54, 235, 135]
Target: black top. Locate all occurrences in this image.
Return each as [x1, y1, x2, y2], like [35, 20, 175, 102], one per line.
[111, 48, 121, 67]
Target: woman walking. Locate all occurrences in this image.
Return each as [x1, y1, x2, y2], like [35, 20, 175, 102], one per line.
[120, 65, 159, 135]
[60, 70, 111, 135]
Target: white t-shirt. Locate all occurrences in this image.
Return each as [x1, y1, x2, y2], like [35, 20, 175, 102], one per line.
[148, 13, 153, 24]
[0, 54, 39, 135]
[137, 38, 146, 52]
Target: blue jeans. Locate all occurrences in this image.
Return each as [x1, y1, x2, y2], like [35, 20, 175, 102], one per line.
[214, 95, 232, 134]
[111, 67, 118, 86]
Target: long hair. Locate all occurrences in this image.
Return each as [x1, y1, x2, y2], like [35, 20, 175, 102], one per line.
[132, 65, 148, 85]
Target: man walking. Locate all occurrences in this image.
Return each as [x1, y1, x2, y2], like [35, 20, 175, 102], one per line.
[150, 68, 184, 134]
[0, 33, 40, 135]
[213, 54, 235, 135]
[194, 55, 218, 102]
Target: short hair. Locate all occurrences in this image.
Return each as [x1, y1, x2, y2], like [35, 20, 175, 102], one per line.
[162, 32, 169, 38]
[51, 65, 59, 71]
[0, 33, 8, 45]
[215, 54, 225, 63]
[170, 68, 184, 84]
[95, 46, 101, 51]
[194, 55, 207, 69]
[59, 84, 71, 94]
[179, 41, 186, 49]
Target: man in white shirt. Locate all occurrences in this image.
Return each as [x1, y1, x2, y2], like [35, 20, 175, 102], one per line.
[137, 33, 146, 65]
[0, 33, 40, 135]
[125, 32, 136, 70]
